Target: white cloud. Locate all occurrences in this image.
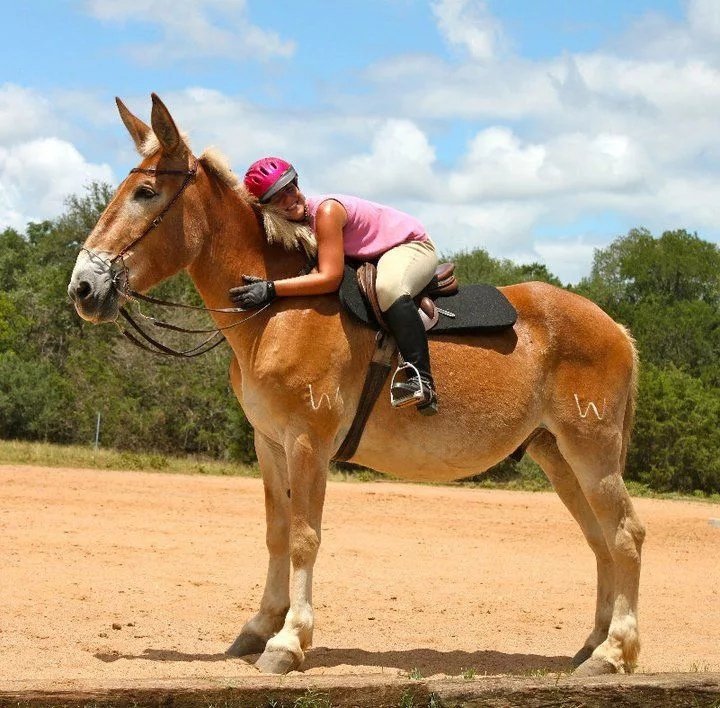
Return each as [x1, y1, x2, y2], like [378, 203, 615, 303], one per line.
[432, 0, 506, 61]
[84, 0, 295, 63]
[415, 200, 544, 257]
[685, 0, 720, 40]
[0, 84, 57, 144]
[534, 239, 600, 285]
[325, 120, 437, 200]
[0, 84, 116, 230]
[0, 139, 114, 231]
[441, 126, 647, 202]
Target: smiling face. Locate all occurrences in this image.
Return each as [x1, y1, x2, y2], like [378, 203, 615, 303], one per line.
[267, 181, 306, 222]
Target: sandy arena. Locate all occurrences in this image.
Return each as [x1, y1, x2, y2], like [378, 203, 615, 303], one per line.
[1, 464, 719, 698]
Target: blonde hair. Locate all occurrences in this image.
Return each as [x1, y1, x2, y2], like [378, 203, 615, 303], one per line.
[261, 204, 318, 260]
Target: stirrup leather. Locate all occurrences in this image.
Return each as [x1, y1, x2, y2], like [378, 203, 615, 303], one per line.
[390, 361, 431, 409]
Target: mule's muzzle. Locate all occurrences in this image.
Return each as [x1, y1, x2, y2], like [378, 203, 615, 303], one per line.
[68, 275, 119, 323]
[68, 250, 124, 323]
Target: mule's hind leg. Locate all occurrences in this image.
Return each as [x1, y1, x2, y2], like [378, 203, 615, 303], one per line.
[527, 430, 615, 666]
[555, 429, 645, 675]
[227, 432, 290, 657]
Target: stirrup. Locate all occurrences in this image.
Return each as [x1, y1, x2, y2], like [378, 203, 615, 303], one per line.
[390, 362, 435, 411]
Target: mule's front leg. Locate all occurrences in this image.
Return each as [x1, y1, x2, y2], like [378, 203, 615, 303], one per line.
[255, 434, 328, 674]
[227, 432, 290, 657]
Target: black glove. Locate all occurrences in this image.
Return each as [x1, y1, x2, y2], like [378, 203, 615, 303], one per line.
[229, 275, 276, 309]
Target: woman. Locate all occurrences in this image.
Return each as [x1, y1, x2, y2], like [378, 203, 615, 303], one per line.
[230, 157, 439, 415]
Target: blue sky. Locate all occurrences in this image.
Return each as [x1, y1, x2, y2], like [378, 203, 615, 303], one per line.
[2, 0, 719, 283]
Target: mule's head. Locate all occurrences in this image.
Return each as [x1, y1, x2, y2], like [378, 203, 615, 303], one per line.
[68, 94, 204, 323]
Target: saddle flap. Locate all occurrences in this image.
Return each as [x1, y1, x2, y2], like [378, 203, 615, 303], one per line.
[356, 263, 388, 330]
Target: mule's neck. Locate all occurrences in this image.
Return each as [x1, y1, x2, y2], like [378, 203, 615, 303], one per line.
[186, 171, 308, 326]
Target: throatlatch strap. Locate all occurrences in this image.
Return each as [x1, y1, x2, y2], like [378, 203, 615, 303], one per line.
[333, 334, 397, 462]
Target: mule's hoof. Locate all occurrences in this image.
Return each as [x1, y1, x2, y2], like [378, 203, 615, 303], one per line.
[572, 645, 594, 668]
[573, 656, 618, 677]
[226, 632, 267, 657]
[255, 647, 301, 674]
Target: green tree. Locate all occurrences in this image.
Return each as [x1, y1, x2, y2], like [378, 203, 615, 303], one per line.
[450, 247, 563, 287]
[577, 228, 720, 493]
[576, 229, 720, 384]
[577, 228, 720, 310]
[629, 364, 720, 494]
[0, 228, 30, 289]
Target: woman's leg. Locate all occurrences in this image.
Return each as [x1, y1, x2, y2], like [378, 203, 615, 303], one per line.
[375, 239, 439, 413]
[375, 239, 438, 312]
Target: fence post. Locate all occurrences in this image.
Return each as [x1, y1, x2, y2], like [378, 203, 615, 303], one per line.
[94, 412, 101, 451]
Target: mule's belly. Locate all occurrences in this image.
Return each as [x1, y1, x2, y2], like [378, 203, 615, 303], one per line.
[351, 417, 533, 482]
[349, 335, 544, 482]
[352, 445, 510, 482]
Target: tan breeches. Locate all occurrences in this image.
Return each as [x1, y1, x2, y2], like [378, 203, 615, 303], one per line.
[375, 239, 438, 312]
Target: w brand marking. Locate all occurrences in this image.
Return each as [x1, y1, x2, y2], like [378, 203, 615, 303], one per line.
[308, 385, 343, 411]
[574, 393, 606, 420]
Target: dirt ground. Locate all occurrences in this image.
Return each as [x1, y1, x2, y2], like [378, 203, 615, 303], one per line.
[1, 464, 719, 693]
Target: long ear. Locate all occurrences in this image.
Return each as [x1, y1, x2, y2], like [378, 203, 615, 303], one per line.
[116, 97, 151, 155]
[150, 92, 185, 157]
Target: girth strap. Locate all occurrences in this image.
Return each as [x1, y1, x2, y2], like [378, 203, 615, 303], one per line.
[333, 333, 397, 462]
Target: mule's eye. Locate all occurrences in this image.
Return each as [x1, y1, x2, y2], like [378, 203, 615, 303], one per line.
[134, 185, 156, 200]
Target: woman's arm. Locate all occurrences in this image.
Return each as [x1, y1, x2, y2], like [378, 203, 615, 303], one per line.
[273, 199, 347, 297]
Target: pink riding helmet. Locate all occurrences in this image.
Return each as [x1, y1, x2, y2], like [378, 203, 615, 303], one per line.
[244, 157, 298, 203]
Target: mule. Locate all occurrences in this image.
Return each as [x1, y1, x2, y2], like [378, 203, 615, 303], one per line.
[68, 94, 645, 676]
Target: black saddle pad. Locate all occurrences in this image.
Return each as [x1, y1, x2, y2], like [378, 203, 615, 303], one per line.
[338, 264, 517, 334]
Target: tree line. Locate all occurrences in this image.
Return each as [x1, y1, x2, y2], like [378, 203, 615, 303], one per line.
[1, 185, 718, 493]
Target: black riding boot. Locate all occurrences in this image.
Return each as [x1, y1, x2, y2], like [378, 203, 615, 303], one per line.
[383, 295, 438, 415]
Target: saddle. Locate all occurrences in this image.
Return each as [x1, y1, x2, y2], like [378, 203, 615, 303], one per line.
[357, 262, 458, 332]
[340, 260, 517, 334]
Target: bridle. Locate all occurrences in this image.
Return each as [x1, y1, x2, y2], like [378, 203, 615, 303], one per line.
[117, 158, 200, 260]
[82, 156, 275, 358]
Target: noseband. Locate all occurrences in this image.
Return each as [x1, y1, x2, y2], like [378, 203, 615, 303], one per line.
[82, 156, 274, 358]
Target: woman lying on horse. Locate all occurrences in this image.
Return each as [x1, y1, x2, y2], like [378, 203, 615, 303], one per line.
[230, 157, 440, 414]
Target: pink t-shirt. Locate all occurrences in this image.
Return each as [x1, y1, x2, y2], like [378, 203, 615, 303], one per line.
[305, 194, 428, 259]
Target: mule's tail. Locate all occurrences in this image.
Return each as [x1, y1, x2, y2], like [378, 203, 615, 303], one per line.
[617, 324, 639, 476]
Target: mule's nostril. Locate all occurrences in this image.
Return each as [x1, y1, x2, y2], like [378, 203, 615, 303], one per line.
[76, 281, 92, 300]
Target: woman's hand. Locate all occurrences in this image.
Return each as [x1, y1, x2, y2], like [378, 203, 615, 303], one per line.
[229, 275, 276, 309]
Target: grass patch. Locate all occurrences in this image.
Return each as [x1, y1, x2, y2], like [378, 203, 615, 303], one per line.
[456, 456, 552, 492]
[1, 439, 718, 502]
[0, 439, 259, 478]
[292, 690, 333, 708]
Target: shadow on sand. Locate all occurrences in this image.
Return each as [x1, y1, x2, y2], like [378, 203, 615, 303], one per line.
[95, 646, 572, 675]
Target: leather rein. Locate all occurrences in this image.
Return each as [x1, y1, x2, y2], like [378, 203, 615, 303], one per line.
[84, 157, 273, 358]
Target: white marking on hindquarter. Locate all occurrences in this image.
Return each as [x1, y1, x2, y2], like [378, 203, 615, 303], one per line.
[574, 393, 606, 420]
[308, 385, 343, 411]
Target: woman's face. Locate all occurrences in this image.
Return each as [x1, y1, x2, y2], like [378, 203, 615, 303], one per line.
[268, 182, 306, 221]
